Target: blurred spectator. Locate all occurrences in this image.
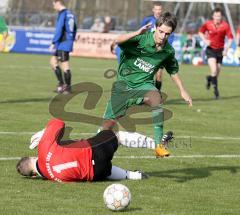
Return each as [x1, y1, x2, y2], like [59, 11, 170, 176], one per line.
[91, 18, 104, 33]
[103, 16, 115, 33]
[182, 33, 202, 64]
[82, 16, 94, 29]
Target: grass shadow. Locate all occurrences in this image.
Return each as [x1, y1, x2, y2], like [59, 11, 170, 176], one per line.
[117, 207, 142, 213]
[0, 97, 52, 104]
[148, 166, 238, 182]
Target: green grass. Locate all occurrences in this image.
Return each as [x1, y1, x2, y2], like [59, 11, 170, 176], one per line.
[0, 53, 240, 215]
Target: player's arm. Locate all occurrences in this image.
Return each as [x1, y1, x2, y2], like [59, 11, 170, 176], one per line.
[198, 24, 210, 46]
[223, 25, 233, 56]
[163, 52, 192, 107]
[115, 23, 151, 45]
[171, 73, 192, 107]
[29, 119, 65, 149]
[52, 13, 65, 45]
[223, 38, 232, 56]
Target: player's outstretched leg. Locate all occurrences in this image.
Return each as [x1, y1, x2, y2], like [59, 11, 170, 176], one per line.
[107, 166, 148, 180]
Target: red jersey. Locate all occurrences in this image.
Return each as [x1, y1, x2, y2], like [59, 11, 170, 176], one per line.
[199, 20, 233, 49]
[37, 119, 94, 182]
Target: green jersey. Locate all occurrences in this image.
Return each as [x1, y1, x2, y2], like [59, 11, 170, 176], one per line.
[118, 31, 179, 88]
[0, 16, 8, 34]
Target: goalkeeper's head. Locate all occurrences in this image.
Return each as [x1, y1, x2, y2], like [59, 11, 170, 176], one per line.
[16, 157, 37, 177]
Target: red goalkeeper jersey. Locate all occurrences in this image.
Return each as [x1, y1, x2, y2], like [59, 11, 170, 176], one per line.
[37, 119, 94, 182]
[199, 20, 233, 49]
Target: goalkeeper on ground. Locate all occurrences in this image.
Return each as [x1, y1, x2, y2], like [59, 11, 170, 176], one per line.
[16, 118, 155, 182]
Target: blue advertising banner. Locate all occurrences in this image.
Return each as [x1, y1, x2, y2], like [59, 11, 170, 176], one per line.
[5, 27, 54, 55]
[1, 27, 239, 66]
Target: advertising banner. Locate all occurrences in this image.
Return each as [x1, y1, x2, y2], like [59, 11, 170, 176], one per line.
[72, 32, 118, 58]
[2, 27, 54, 54]
[1, 27, 239, 66]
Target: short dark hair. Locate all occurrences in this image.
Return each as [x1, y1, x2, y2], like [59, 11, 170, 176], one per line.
[16, 157, 33, 177]
[155, 12, 177, 32]
[53, 0, 65, 5]
[153, 2, 162, 7]
[212, 7, 223, 16]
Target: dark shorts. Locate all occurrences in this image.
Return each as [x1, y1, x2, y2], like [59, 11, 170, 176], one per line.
[53, 50, 70, 62]
[87, 130, 118, 181]
[206, 47, 224, 64]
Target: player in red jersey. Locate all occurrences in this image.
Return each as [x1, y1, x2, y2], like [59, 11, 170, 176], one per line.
[16, 119, 152, 182]
[199, 8, 233, 99]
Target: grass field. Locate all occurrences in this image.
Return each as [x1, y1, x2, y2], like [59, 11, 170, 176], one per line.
[0, 53, 240, 215]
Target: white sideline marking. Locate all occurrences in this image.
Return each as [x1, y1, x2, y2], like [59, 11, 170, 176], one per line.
[1, 155, 240, 161]
[0, 157, 21, 161]
[0, 131, 240, 141]
[115, 155, 240, 159]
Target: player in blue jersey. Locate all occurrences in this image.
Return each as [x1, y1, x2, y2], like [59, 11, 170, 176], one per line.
[141, 2, 174, 93]
[50, 0, 77, 94]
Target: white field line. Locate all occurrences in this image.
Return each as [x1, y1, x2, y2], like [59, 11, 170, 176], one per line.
[0, 131, 240, 141]
[2, 155, 240, 161]
[114, 155, 240, 159]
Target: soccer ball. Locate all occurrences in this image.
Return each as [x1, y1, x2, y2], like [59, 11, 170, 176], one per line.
[103, 183, 131, 211]
[192, 56, 203, 66]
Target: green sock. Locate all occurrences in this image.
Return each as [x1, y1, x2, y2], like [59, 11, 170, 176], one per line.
[152, 105, 164, 147]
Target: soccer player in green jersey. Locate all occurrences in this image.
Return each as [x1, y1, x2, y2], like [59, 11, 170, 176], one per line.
[0, 16, 8, 52]
[102, 12, 192, 158]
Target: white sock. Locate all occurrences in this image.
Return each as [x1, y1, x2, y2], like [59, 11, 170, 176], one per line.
[107, 166, 142, 180]
[116, 131, 155, 149]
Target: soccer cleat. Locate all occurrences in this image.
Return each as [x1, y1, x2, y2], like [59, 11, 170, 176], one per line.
[206, 76, 211, 90]
[161, 131, 174, 147]
[155, 144, 170, 158]
[155, 131, 174, 158]
[214, 87, 219, 99]
[62, 84, 72, 95]
[53, 84, 64, 94]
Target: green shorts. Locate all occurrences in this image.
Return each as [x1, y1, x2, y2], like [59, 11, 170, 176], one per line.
[103, 80, 157, 119]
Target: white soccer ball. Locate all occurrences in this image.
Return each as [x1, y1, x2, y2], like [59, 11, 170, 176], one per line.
[103, 183, 131, 211]
[192, 56, 203, 66]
